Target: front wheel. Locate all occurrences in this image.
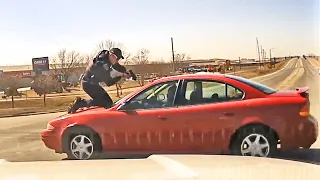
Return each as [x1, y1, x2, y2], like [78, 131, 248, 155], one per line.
[66, 133, 97, 160]
[230, 126, 277, 157]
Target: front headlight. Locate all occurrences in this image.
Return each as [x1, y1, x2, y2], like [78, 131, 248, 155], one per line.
[47, 123, 54, 130]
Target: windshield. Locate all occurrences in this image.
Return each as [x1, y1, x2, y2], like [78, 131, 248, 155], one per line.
[114, 91, 135, 105]
[226, 74, 277, 94]
[113, 83, 169, 105]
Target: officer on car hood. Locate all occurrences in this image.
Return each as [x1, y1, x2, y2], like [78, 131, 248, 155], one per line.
[68, 48, 132, 113]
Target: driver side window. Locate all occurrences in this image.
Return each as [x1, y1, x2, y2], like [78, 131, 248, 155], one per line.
[126, 80, 179, 110]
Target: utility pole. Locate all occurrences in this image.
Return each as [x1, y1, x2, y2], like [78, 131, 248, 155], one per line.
[269, 48, 275, 61]
[265, 51, 267, 62]
[269, 49, 271, 61]
[269, 48, 275, 68]
[264, 50, 266, 63]
[260, 46, 263, 65]
[256, 37, 261, 69]
[261, 47, 264, 65]
[139, 50, 142, 62]
[171, 37, 175, 72]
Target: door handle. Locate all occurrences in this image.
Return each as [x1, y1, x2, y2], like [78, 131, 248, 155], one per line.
[223, 112, 234, 116]
[157, 116, 167, 120]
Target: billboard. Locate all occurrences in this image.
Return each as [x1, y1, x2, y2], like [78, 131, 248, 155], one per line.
[32, 57, 49, 75]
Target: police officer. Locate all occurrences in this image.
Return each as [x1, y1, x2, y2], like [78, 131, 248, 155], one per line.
[68, 48, 131, 113]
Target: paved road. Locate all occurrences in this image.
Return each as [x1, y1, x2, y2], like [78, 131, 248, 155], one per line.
[273, 58, 320, 164]
[0, 57, 319, 165]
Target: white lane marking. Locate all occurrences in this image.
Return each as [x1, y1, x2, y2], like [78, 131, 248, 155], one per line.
[4, 175, 39, 180]
[276, 58, 305, 89]
[0, 159, 8, 163]
[252, 58, 296, 81]
[148, 155, 198, 179]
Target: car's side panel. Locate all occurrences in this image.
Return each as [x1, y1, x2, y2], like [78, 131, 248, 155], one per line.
[172, 78, 252, 153]
[84, 107, 189, 153]
[174, 102, 243, 153]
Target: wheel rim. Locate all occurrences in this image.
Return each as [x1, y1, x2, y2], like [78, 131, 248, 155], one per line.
[70, 135, 94, 160]
[240, 133, 270, 157]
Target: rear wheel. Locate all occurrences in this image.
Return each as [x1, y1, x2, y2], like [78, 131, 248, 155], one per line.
[230, 125, 277, 157]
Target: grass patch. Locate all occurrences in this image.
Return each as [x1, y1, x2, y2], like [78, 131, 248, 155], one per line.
[0, 92, 132, 117]
[22, 81, 140, 98]
[0, 92, 131, 110]
[234, 60, 288, 79]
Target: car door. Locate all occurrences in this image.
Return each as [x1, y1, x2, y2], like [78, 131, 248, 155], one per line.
[174, 79, 245, 154]
[107, 80, 185, 153]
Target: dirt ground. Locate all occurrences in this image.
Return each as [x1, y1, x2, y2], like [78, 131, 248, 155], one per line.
[309, 58, 320, 68]
[0, 91, 132, 117]
[23, 81, 140, 98]
[231, 60, 288, 79]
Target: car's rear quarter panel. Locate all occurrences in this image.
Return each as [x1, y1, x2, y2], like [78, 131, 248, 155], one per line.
[222, 75, 312, 150]
[237, 95, 309, 150]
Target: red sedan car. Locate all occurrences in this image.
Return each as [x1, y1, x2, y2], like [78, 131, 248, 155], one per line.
[41, 73, 318, 160]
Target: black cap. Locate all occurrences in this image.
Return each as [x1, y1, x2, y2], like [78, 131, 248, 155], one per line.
[110, 48, 124, 59]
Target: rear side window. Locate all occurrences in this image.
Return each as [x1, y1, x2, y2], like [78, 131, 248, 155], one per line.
[226, 75, 276, 94]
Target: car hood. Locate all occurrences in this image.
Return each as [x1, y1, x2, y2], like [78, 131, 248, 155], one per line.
[0, 155, 319, 180]
[55, 107, 116, 119]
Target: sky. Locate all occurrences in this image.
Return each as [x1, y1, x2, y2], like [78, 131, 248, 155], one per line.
[0, 0, 319, 65]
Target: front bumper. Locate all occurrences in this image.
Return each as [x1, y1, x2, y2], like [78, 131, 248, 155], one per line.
[41, 129, 63, 152]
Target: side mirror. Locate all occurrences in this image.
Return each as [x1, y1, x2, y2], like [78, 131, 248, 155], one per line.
[157, 94, 165, 101]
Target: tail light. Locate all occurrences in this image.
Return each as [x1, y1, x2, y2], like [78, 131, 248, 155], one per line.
[299, 102, 310, 116]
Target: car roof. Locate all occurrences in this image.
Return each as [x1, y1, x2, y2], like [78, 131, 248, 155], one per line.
[152, 73, 226, 83]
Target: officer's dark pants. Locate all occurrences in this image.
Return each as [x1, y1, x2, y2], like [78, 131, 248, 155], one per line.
[81, 81, 114, 108]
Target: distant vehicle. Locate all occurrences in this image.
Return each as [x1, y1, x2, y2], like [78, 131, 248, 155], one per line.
[303, 55, 307, 59]
[180, 66, 206, 73]
[41, 74, 318, 160]
[0, 87, 25, 99]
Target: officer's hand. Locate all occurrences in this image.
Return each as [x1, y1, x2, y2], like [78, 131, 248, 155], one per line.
[122, 73, 131, 78]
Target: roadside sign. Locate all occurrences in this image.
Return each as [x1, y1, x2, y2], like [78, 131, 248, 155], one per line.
[22, 71, 31, 76]
[42, 71, 50, 75]
[32, 57, 49, 76]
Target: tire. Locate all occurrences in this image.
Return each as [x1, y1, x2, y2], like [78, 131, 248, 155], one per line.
[64, 127, 102, 160]
[230, 125, 277, 157]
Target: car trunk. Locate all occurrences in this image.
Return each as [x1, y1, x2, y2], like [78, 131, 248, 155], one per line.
[268, 87, 309, 98]
[268, 87, 310, 116]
